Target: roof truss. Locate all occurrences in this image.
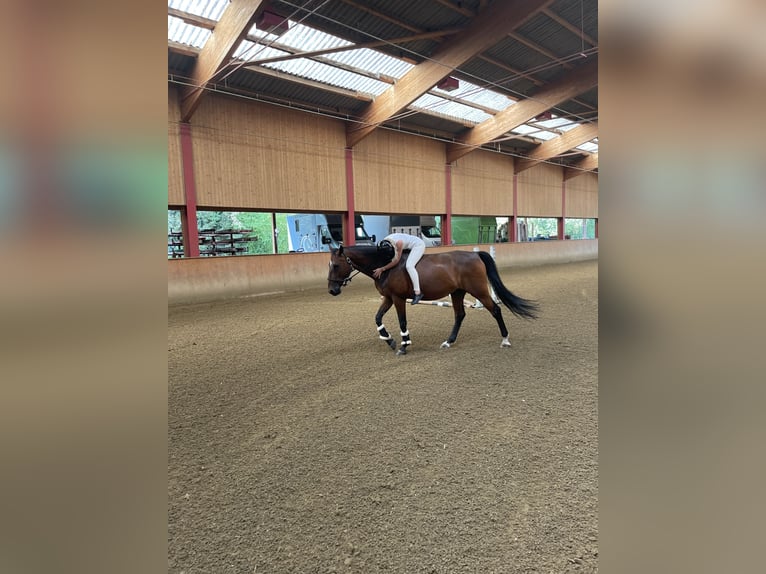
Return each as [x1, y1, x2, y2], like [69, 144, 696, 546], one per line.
[563, 153, 599, 179]
[345, 0, 553, 148]
[180, 0, 265, 122]
[515, 121, 598, 173]
[446, 58, 597, 163]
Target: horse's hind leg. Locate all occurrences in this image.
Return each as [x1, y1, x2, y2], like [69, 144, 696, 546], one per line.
[375, 296, 397, 350]
[472, 289, 511, 347]
[491, 303, 512, 347]
[441, 290, 467, 349]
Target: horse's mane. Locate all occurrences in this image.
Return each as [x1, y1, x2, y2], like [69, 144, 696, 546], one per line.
[341, 243, 395, 269]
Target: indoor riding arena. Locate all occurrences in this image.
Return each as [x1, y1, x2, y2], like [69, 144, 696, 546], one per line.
[168, 1, 598, 572]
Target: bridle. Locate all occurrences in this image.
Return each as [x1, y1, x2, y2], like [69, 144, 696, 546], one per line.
[331, 243, 389, 288]
[333, 255, 361, 287]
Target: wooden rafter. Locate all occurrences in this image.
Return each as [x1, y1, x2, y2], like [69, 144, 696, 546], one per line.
[431, 0, 475, 18]
[346, 0, 553, 148]
[514, 121, 598, 173]
[242, 28, 465, 66]
[243, 65, 374, 101]
[446, 58, 597, 163]
[563, 153, 598, 180]
[180, 0, 265, 122]
[168, 7, 216, 30]
[169, 42, 525, 119]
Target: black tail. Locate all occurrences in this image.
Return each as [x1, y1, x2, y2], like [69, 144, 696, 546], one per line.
[478, 251, 539, 319]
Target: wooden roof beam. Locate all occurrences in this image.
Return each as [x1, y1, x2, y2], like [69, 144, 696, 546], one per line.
[564, 153, 598, 180]
[515, 121, 598, 173]
[346, 0, 553, 148]
[168, 7, 216, 30]
[446, 58, 597, 163]
[244, 28, 464, 66]
[180, 0, 265, 122]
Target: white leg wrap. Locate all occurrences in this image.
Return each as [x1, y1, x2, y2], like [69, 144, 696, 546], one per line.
[400, 330, 409, 337]
[377, 324, 386, 331]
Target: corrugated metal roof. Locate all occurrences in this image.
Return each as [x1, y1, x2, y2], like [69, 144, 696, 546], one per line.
[235, 40, 391, 98]
[167, 0, 597, 159]
[410, 93, 491, 125]
[168, 16, 211, 49]
[169, 0, 227, 22]
[168, 50, 196, 75]
[324, 47, 413, 81]
[223, 68, 370, 115]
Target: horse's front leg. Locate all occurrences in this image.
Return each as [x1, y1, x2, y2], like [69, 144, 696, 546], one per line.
[375, 296, 396, 351]
[392, 297, 411, 356]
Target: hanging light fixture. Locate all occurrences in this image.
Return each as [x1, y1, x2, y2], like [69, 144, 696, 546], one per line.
[256, 7, 290, 36]
[437, 76, 459, 92]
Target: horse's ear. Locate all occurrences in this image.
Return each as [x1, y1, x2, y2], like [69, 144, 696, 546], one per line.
[337, 244, 344, 255]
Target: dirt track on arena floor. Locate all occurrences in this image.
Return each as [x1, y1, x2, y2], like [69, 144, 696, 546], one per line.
[168, 259, 598, 573]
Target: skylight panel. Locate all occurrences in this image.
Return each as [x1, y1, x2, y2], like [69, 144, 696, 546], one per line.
[410, 94, 492, 124]
[536, 117, 575, 130]
[233, 41, 289, 62]
[168, 16, 211, 49]
[533, 130, 559, 141]
[511, 124, 539, 136]
[252, 22, 413, 80]
[168, 0, 228, 22]
[236, 40, 390, 97]
[434, 80, 515, 113]
[577, 141, 599, 153]
[326, 48, 413, 80]
[264, 23, 352, 52]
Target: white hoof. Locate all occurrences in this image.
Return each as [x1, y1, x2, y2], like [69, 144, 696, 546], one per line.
[440, 341, 451, 349]
[500, 337, 511, 348]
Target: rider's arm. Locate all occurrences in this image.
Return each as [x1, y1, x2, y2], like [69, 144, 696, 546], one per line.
[373, 240, 402, 277]
[381, 241, 403, 271]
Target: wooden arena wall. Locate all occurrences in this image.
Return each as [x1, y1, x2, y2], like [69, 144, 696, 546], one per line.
[451, 151, 514, 216]
[190, 94, 347, 211]
[167, 90, 598, 219]
[564, 172, 598, 218]
[352, 129, 445, 214]
[517, 163, 564, 217]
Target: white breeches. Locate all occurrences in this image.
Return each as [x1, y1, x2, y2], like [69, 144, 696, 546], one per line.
[405, 243, 425, 292]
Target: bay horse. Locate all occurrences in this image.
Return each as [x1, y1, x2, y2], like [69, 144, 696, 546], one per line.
[327, 242, 538, 355]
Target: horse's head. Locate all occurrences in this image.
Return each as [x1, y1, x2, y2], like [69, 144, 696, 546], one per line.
[327, 245, 354, 296]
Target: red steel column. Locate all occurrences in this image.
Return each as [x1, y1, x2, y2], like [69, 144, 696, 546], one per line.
[557, 180, 566, 240]
[511, 174, 518, 242]
[179, 123, 199, 257]
[443, 164, 452, 246]
[344, 148, 356, 246]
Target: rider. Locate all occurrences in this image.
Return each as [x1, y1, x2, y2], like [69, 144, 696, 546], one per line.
[373, 232, 426, 305]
